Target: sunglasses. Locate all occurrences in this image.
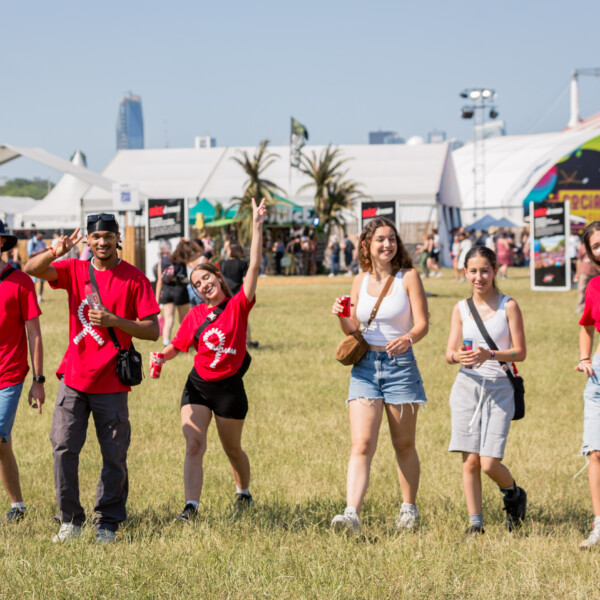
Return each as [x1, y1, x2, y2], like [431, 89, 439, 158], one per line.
[87, 213, 117, 224]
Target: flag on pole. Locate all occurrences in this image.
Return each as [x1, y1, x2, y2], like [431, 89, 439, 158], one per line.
[290, 117, 309, 168]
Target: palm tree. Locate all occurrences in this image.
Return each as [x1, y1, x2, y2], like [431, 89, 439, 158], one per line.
[230, 139, 283, 243]
[298, 145, 367, 232]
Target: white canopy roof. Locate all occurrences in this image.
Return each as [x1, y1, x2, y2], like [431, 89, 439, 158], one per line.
[453, 128, 600, 222]
[0, 196, 37, 229]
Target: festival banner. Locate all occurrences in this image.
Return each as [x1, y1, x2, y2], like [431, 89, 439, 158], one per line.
[530, 200, 570, 291]
[360, 201, 396, 229]
[148, 199, 184, 241]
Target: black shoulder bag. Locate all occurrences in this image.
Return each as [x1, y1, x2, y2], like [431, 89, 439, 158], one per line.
[88, 262, 143, 386]
[467, 297, 525, 420]
[194, 299, 252, 378]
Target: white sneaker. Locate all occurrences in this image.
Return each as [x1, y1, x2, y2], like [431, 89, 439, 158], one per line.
[580, 523, 600, 549]
[331, 508, 361, 535]
[95, 528, 116, 544]
[396, 504, 420, 531]
[52, 522, 83, 543]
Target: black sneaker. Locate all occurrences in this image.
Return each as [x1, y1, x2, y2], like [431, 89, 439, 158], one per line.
[175, 503, 198, 523]
[5, 507, 25, 523]
[232, 493, 254, 515]
[247, 341, 259, 349]
[465, 525, 485, 536]
[503, 487, 527, 531]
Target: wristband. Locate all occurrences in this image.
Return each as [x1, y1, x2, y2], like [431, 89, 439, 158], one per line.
[579, 358, 591, 363]
[490, 350, 496, 359]
[406, 337, 413, 345]
[49, 246, 57, 258]
[451, 352, 458, 364]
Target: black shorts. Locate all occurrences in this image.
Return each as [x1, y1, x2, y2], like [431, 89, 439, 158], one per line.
[159, 284, 189, 306]
[181, 367, 248, 420]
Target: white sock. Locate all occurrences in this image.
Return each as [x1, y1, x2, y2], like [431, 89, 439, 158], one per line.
[236, 487, 250, 496]
[401, 502, 418, 514]
[11, 502, 25, 510]
[345, 506, 358, 515]
[185, 500, 199, 509]
[594, 516, 600, 529]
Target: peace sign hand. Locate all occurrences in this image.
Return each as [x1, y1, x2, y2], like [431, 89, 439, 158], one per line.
[252, 197, 267, 225]
[56, 228, 83, 258]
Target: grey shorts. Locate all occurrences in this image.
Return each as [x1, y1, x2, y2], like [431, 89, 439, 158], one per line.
[448, 370, 514, 458]
[582, 355, 600, 455]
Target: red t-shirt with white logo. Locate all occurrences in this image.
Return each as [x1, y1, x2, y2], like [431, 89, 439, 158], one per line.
[580, 276, 600, 333]
[0, 267, 41, 390]
[172, 289, 255, 381]
[49, 259, 160, 393]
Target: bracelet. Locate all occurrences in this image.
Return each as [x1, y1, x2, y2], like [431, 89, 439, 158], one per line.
[579, 358, 592, 363]
[451, 352, 458, 364]
[406, 337, 413, 345]
[49, 246, 57, 258]
[490, 350, 496, 359]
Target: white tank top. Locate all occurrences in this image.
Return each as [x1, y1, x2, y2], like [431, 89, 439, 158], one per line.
[459, 294, 512, 378]
[356, 272, 413, 345]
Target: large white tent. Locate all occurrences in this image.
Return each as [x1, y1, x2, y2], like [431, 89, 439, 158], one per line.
[0, 196, 37, 229]
[453, 128, 600, 225]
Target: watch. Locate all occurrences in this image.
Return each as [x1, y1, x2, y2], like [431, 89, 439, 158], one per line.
[33, 375, 46, 384]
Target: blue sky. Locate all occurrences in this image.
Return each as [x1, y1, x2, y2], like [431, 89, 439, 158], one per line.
[1, 0, 599, 181]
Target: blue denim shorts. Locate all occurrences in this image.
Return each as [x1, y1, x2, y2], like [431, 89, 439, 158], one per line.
[0, 381, 25, 443]
[582, 355, 600, 455]
[347, 348, 427, 405]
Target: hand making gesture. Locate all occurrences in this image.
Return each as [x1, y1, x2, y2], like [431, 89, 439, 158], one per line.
[53, 228, 83, 258]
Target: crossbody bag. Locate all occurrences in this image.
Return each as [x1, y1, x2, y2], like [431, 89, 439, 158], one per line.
[335, 273, 396, 366]
[88, 262, 144, 386]
[193, 299, 252, 378]
[466, 297, 525, 421]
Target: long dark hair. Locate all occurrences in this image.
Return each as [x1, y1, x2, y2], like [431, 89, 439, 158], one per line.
[190, 263, 233, 298]
[583, 221, 600, 268]
[463, 246, 499, 290]
[358, 218, 413, 272]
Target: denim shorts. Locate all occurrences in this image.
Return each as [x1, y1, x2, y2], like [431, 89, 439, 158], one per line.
[347, 348, 427, 406]
[582, 355, 600, 455]
[0, 381, 25, 443]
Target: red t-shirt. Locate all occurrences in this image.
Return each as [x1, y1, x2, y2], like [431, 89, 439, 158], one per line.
[0, 267, 41, 390]
[580, 276, 600, 332]
[49, 259, 160, 393]
[172, 289, 255, 381]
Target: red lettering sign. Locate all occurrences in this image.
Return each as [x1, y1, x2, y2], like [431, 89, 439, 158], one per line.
[148, 206, 164, 217]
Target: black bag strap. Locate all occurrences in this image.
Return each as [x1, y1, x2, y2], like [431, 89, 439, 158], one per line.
[466, 296, 516, 382]
[88, 261, 123, 351]
[0, 266, 15, 284]
[194, 298, 230, 345]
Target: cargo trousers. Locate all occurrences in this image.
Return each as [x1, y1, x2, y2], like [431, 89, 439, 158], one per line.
[49, 379, 130, 532]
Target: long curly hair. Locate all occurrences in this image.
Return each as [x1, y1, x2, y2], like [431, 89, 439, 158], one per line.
[358, 218, 413, 272]
[190, 263, 233, 299]
[583, 221, 600, 268]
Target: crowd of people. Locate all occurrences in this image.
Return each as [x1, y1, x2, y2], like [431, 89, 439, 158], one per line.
[0, 209, 599, 551]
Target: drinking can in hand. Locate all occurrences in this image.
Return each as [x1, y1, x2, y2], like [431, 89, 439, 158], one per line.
[149, 352, 165, 379]
[339, 295, 351, 318]
[462, 339, 473, 369]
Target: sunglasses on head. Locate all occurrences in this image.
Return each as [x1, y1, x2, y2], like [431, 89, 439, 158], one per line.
[87, 213, 117, 224]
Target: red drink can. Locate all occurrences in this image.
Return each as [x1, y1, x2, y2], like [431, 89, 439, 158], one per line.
[149, 352, 165, 379]
[339, 295, 351, 318]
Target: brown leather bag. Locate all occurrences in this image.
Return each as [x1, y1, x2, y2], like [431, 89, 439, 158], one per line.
[335, 274, 395, 366]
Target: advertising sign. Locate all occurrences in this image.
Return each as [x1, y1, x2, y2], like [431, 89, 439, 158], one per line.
[360, 201, 396, 229]
[148, 199, 184, 241]
[530, 200, 570, 291]
[112, 183, 140, 211]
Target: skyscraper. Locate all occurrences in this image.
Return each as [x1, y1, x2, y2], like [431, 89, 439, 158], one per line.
[116, 93, 144, 150]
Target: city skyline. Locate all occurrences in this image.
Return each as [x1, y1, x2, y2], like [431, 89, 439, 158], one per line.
[1, 0, 599, 182]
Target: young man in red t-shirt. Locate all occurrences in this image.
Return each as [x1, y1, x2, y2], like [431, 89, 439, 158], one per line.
[0, 221, 45, 523]
[25, 214, 160, 543]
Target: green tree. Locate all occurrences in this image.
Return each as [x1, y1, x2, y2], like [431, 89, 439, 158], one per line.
[0, 177, 53, 200]
[298, 145, 367, 232]
[230, 140, 283, 243]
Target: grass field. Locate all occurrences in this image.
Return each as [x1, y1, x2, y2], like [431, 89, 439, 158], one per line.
[2, 268, 600, 599]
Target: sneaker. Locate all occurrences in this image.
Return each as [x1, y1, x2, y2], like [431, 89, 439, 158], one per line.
[580, 523, 600, 550]
[247, 340, 259, 349]
[232, 493, 254, 515]
[396, 505, 420, 531]
[465, 525, 485, 536]
[175, 503, 198, 523]
[52, 522, 83, 543]
[5, 507, 25, 523]
[503, 486, 527, 531]
[331, 508, 361, 535]
[95, 528, 116, 544]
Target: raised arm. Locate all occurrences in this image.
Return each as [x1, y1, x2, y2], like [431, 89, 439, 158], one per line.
[242, 197, 267, 303]
[24, 229, 83, 282]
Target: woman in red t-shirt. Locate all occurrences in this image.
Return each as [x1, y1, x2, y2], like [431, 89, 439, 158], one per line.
[159, 198, 266, 522]
[575, 221, 600, 549]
